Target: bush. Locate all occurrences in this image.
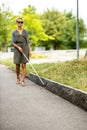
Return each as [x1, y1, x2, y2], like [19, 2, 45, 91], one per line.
[80, 39, 87, 48]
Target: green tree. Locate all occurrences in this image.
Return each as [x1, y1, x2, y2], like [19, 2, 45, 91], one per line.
[0, 4, 51, 51]
[41, 9, 67, 49]
[21, 5, 50, 47]
[62, 11, 86, 49]
[0, 3, 14, 51]
[41, 10, 86, 49]
[0, 4, 8, 51]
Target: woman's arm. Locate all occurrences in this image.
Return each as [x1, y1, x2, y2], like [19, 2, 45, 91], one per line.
[12, 43, 23, 53]
[25, 30, 32, 57]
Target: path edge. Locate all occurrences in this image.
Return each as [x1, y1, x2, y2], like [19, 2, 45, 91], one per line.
[26, 73, 87, 111]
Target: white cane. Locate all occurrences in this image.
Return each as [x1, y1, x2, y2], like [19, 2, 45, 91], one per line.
[23, 52, 44, 85]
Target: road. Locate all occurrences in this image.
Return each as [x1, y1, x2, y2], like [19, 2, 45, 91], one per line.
[0, 49, 86, 64]
[0, 64, 87, 130]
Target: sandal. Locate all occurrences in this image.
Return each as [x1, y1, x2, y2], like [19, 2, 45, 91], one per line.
[16, 78, 20, 84]
[21, 81, 26, 87]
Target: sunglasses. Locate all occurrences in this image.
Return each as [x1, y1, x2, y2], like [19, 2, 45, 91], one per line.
[17, 21, 23, 24]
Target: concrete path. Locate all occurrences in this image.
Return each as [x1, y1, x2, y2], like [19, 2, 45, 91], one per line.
[0, 64, 87, 130]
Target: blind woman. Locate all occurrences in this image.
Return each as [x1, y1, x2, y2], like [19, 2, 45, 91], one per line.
[12, 17, 31, 87]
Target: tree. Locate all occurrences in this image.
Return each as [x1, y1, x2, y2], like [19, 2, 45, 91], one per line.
[0, 4, 8, 51]
[62, 11, 86, 49]
[0, 4, 86, 51]
[0, 4, 51, 51]
[41, 10, 86, 49]
[41, 9, 67, 49]
[21, 5, 50, 47]
[0, 3, 14, 51]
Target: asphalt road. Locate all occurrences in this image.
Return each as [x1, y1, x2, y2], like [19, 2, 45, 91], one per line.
[0, 64, 87, 130]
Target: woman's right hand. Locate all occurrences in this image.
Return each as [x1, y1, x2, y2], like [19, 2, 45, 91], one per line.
[18, 46, 23, 53]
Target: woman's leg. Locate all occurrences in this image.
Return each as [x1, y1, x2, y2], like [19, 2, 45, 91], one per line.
[16, 64, 20, 84]
[21, 63, 26, 86]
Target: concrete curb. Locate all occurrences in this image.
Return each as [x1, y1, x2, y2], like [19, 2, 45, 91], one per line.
[26, 73, 87, 111]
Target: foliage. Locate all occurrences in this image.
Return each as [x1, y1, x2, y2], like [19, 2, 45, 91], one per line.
[0, 4, 11, 51]
[62, 11, 86, 49]
[41, 10, 86, 50]
[80, 39, 87, 48]
[0, 4, 17, 50]
[21, 5, 50, 47]
[0, 4, 86, 51]
[41, 9, 67, 49]
[0, 4, 50, 50]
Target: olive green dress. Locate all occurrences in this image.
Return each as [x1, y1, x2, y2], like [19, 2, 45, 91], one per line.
[13, 30, 29, 64]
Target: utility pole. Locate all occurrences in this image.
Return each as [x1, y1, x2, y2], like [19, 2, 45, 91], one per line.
[76, 0, 79, 59]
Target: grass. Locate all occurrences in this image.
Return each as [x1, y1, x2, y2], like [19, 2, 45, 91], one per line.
[31, 53, 47, 58]
[0, 58, 87, 92]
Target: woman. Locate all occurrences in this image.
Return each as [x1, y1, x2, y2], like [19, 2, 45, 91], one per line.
[12, 17, 31, 87]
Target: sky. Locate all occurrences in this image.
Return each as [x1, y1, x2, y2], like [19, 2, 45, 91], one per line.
[0, 0, 87, 26]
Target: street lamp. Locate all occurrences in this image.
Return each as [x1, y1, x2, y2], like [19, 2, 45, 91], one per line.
[76, 0, 79, 59]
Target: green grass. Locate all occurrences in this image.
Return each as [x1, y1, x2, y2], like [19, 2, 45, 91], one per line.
[31, 53, 47, 58]
[0, 58, 87, 92]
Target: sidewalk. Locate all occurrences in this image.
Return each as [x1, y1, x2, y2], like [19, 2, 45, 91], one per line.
[0, 64, 87, 130]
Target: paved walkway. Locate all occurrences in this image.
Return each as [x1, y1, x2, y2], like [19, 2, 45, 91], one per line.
[0, 64, 87, 130]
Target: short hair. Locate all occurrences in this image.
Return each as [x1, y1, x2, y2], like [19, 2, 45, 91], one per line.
[16, 17, 23, 23]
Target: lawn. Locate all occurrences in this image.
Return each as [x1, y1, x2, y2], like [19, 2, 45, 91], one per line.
[0, 58, 87, 92]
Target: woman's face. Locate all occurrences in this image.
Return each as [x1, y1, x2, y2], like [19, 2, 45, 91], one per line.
[16, 19, 23, 27]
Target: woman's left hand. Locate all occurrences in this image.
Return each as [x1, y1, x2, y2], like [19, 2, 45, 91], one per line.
[29, 51, 32, 57]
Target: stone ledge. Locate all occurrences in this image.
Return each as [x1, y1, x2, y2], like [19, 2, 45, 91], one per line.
[26, 73, 87, 111]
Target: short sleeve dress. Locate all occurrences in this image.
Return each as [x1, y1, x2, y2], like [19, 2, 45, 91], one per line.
[12, 29, 30, 64]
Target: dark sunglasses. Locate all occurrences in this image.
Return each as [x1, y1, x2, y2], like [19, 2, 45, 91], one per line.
[17, 21, 23, 24]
